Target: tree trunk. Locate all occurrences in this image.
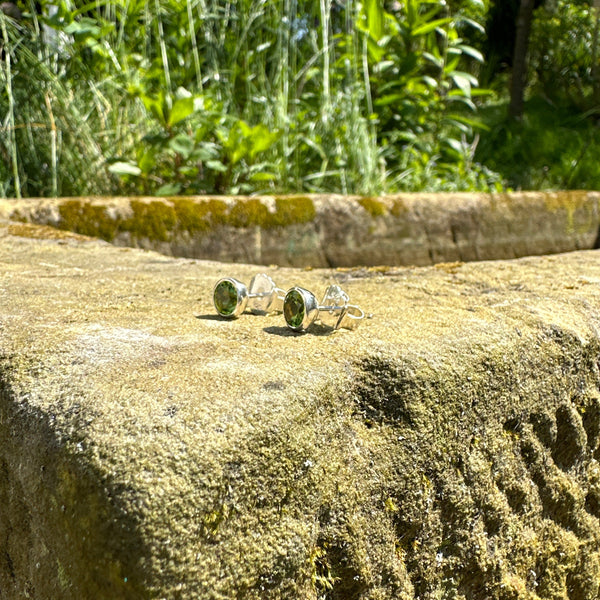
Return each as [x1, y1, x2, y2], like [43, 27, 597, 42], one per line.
[509, 0, 536, 120]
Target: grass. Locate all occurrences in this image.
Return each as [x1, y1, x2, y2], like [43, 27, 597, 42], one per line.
[2, 1, 600, 198]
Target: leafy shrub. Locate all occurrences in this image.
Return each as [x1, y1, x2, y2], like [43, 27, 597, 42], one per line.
[530, 0, 600, 110]
[1, 0, 501, 197]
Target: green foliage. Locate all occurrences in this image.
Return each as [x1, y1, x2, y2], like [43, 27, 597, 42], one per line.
[344, 0, 500, 191]
[530, 0, 600, 110]
[475, 97, 600, 191]
[114, 86, 281, 195]
[16, 0, 600, 196]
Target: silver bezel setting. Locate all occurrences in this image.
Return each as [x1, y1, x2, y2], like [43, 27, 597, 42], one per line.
[284, 286, 319, 331]
[213, 277, 249, 318]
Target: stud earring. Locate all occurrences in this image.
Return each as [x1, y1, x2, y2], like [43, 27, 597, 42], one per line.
[213, 274, 285, 318]
[283, 284, 364, 332]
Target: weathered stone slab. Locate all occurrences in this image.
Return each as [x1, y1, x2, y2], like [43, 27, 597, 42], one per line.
[1, 222, 600, 599]
[1, 191, 599, 267]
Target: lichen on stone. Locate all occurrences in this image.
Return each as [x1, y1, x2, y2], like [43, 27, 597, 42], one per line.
[8, 223, 91, 241]
[358, 196, 387, 218]
[172, 198, 228, 233]
[225, 196, 316, 229]
[123, 200, 177, 242]
[58, 200, 119, 241]
[229, 198, 271, 229]
[271, 196, 316, 228]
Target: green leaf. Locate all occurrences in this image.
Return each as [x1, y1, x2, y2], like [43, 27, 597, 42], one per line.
[168, 97, 194, 127]
[406, 0, 418, 26]
[156, 183, 181, 196]
[374, 93, 405, 107]
[444, 54, 461, 73]
[446, 113, 490, 131]
[422, 76, 438, 88]
[64, 18, 102, 38]
[138, 150, 156, 175]
[411, 18, 452, 37]
[178, 166, 199, 177]
[255, 41, 272, 53]
[457, 44, 484, 63]
[366, 0, 385, 42]
[373, 60, 395, 74]
[248, 125, 279, 160]
[72, 0, 111, 18]
[460, 17, 485, 34]
[206, 160, 228, 173]
[445, 138, 464, 154]
[175, 86, 192, 100]
[447, 95, 476, 112]
[142, 94, 166, 127]
[469, 89, 494, 98]
[366, 37, 386, 63]
[169, 134, 194, 158]
[450, 72, 475, 96]
[423, 52, 443, 69]
[108, 162, 142, 176]
[249, 171, 277, 182]
[236, 121, 253, 139]
[192, 142, 220, 161]
[230, 143, 248, 165]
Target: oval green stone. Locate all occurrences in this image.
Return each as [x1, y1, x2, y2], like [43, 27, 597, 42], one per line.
[284, 289, 305, 329]
[214, 280, 238, 316]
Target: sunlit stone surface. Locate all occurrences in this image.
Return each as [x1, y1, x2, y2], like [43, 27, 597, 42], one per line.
[2, 222, 600, 599]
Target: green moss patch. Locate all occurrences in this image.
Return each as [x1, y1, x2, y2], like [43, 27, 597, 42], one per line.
[122, 200, 177, 242]
[55, 196, 317, 244]
[272, 196, 316, 227]
[358, 197, 387, 218]
[172, 198, 228, 233]
[229, 196, 316, 229]
[58, 200, 119, 241]
[229, 198, 272, 228]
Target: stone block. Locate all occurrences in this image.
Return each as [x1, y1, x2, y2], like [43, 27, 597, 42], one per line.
[1, 222, 600, 598]
[2, 191, 599, 267]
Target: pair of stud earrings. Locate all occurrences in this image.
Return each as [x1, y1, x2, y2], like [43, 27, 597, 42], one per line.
[213, 273, 365, 332]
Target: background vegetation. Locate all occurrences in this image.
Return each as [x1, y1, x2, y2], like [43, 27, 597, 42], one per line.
[1, 0, 599, 198]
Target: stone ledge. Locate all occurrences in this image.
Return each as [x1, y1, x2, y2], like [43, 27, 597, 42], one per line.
[1, 223, 600, 599]
[1, 191, 599, 267]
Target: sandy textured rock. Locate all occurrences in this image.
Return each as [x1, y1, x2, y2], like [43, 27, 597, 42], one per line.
[1, 191, 599, 267]
[1, 222, 600, 599]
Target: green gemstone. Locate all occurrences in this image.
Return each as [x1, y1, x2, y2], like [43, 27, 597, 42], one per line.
[284, 289, 305, 329]
[214, 280, 238, 316]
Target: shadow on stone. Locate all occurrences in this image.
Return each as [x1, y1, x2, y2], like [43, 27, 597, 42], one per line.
[263, 324, 333, 337]
[0, 373, 151, 599]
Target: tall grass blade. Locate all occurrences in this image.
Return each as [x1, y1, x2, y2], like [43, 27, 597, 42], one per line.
[1, 13, 22, 198]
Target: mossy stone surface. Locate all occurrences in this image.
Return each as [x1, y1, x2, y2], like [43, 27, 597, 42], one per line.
[1, 222, 600, 599]
[2, 192, 599, 267]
